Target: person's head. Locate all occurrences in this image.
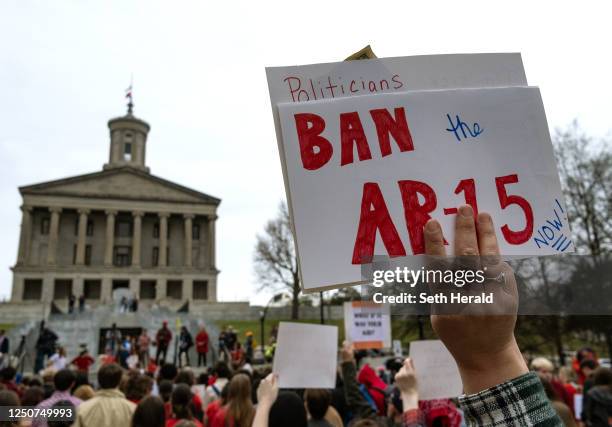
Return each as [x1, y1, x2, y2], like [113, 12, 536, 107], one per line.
[54, 369, 76, 392]
[111, 323, 117, 330]
[580, 359, 598, 378]
[175, 369, 195, 387]
[197, 372, 208, 385]
[214, 361, 231, 379]
[158, 379, 173, 403]
[0, 390, 20, 407]
[226, 374, 254, 427]
[351, 420, 384, 427]
[21, 386, 45, 406]
[159, 363, 178, 382]
[530, 357, 554, 382]
[141, 330, 147, 336]
[199, 326, 206, 333]
[269, 391, 307, 427]
[98, 363, 123, 389]
[47, 400, 75, 427]
[73, 384, 95, 401]
[171, 383, 193, 420]
[57, 346, 66, 357]
[593, 367, 612, 388]
[0, 329, 4, 336]
[162, 321, 168, 329]
[576, 347, 596, 363]
[558, 366, 576, 384]
[125, 372, 153, 402]
[304, 389, 331, 420]
[174, 421, 197, 427]
[131, 395, 166, 427]
[0, 367, 17, 382]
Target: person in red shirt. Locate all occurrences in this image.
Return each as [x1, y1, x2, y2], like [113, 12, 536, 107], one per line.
[70, 349, 95, 373]
[195, 326, 209, 368]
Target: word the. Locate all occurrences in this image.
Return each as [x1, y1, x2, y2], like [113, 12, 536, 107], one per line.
[445, 113, 484, 142]
[284, 74, 404, 102]
[352, 174, 534, 264]
[533, 199, 572, 251]
[295, 107, 414, 170]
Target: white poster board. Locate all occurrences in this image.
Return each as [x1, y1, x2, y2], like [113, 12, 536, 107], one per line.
[343, 301, 391, 349]
[276, 86, 571, 291]
[409, 340, 463, 400]
[272, 322, 338, 389]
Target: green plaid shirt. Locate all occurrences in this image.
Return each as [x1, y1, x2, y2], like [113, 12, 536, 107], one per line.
[458, 372, 563, 426]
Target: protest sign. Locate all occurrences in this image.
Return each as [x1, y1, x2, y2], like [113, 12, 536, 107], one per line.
[409, 340, 463, 400]
[275, 86, 571, 291]
[343, 301, 391, 349]
[272, 322, 338, 389]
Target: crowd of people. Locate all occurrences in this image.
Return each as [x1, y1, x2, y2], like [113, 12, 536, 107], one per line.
[1, 207, 611, 426]
[1, 343, 611, 427]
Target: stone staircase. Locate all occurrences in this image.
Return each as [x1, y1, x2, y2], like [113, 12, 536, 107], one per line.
[10, 303, 220, 374]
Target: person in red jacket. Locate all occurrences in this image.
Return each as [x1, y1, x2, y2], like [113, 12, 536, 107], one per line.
[195, 326, 209, 367]
[70, 349, 95, 373]
[155, 321, 173, 365]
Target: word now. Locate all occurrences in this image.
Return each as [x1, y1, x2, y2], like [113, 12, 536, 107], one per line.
[533, 199, 572, 251]
[445, 113, 484, 142]
[352, 174, 534, 264]
[294, 107, 414, 170]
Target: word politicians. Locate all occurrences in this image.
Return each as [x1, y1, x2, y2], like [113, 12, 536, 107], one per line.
[284, 74, 404, 102]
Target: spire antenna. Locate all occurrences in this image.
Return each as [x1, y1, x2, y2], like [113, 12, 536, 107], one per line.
[125, 75, 134, 114]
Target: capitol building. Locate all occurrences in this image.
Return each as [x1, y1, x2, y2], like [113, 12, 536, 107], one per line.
[10, 105, 220, 311]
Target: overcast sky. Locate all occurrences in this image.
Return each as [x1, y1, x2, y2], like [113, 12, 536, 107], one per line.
[1, 1, 610, 304]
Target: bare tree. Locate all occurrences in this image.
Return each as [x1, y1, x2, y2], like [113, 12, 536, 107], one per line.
[254, 201, 301, 319]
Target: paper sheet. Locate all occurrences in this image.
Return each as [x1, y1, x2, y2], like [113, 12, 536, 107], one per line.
[272, 322, 338, 389]
[277, 86, 571, 290]
[409, 340, 463, 400]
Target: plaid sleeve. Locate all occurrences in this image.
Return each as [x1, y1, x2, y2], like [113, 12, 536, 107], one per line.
[458, 372, 563, 426]
[401, 408, 426, 427]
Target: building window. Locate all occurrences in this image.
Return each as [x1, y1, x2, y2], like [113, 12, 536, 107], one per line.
[53, 279, 73, 299]
[41, 217, 50, 235]
[85, 245, 92, 265]
[193, 224, 200, 240]
[193, 280, 208, 300]
[140, 280, 156, 300]
[114, 246, 131, 266]
[23, 279, 43, 300]
[153, 223, 159, 238]
[84, 280, 101, 300]
[124, 142, 132, 161]
[73, 244, 77, 264]
[152, 247, 159, 266]
[166, 280, 182, 299]
[86, 220, 94, 236]
[116, 220, 132, 237]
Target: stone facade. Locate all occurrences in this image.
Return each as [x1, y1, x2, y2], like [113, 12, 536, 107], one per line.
[10, 110, 220, 309]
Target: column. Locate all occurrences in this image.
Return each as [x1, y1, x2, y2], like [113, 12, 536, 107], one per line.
[184, 214, 194, 267]
[17, 205, 33, 265]
[159, 213, 169, 267]
[101, 277, 113, 303]
[183, 278, 193, 301]
[75, 209, 90, 265]
[104, 210, 117, 266]
[132, 211, 144, 267]
[208, 215, 217, 269]
[46, 207, 62, 265]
